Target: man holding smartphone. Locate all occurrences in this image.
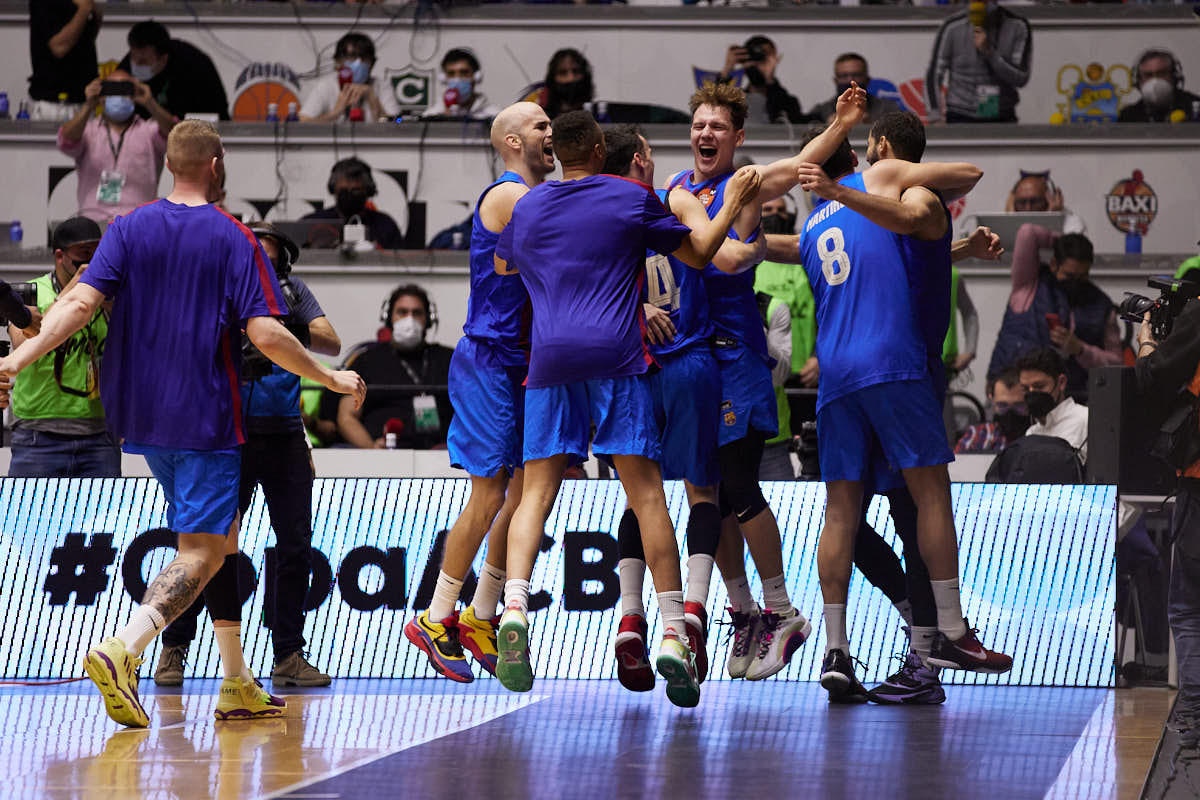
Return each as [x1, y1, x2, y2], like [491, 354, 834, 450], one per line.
[987, 226, 1122, 401]
[58, 69, 176, 224]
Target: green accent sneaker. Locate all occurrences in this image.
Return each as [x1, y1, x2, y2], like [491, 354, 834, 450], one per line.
[495, 608, 533, 693]
[656, 633, 700, 708]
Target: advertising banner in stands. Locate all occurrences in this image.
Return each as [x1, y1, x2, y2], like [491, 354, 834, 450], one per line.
[0, 479, 1114, 686]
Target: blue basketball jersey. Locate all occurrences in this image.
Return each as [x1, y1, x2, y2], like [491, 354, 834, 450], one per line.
[464, 171, 531, 366]
[797, 172, 927, 411]
[669, 170, 770, 364]
[643, 189, 712, 358]
[898, 192, 954, 363]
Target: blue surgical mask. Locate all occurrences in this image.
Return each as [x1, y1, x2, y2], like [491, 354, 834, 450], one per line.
[104, 96, 135, 123]
[446, 77, 473, 102]
[347, 59, 370, 85]
[130, 62, 157, 82]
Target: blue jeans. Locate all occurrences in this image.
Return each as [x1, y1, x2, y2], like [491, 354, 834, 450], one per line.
[1170, 479, 1200, 719]
[8, 428, 121, 478]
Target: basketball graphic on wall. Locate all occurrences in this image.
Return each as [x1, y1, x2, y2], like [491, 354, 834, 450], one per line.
[233, 81, 299, 121]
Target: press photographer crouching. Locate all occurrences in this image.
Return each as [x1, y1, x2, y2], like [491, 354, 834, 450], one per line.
[1130, 275, 1200, 748]
[155, 223, 343, 688]
[8, 217, 121, 478]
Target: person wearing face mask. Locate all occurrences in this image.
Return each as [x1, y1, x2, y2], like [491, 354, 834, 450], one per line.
[1119, 50, 1200, 124]
[988, 225, 1122, 402]
[58, 70, 176, 225]
[535, 48, 607, 121]
[1014, 347, 1088, 464]
[422, 48, 500, 121]
[116, 20, 229, 121]
[809, 54, 902, 126]
[954, 369, 1028, 454]
[337, 285, 454, 450]
[301, 158, 405, 250]
[7, 217, 119, 478]
[299, 33, 399, 123]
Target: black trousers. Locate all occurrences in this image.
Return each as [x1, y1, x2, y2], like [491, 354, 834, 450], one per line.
[162, 429, 315, 662]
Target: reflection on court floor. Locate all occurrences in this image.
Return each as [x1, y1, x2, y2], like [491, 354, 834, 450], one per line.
[1, 683, 540, 799]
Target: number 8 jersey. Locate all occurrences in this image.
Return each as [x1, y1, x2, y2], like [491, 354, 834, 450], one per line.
[797, 172, 928, 412]
[642, 188, 712, 359]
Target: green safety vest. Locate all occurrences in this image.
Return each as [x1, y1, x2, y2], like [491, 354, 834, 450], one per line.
[941, 265, 962, 368]
[11, 273, 108, 422]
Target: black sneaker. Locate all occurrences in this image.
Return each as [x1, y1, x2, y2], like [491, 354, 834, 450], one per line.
[820, 648, 868, 704]
[868, 651, 946, 705]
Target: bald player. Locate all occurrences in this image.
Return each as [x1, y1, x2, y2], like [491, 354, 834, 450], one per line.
[0, 120, 365, 727]
[404, 103, 556, 683]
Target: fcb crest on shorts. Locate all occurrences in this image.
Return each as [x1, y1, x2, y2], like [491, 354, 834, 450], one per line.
[721, 400, 736, 427]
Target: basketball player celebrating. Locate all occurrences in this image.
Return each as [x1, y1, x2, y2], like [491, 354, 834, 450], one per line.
[493, 111, 761, 707]
[665, 81, 867, 681]
[0, 121, 365, 728]
[601, 125, 766, 690]
[787, 122, 1012, 700]
[404, 103, 555, 683]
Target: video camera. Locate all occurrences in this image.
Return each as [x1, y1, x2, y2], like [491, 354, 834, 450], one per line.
[0, 279, 36, 329]
[1117, 274, 1200, 341]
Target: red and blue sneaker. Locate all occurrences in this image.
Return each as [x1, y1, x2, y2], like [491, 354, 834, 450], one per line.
[614, 613, 654, 692]
[404, 610, 474, 683]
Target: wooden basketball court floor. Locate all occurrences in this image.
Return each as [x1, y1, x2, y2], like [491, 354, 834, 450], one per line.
[0, 678, 1175, 799]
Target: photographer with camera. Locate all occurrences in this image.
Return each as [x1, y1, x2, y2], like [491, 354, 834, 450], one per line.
[1130, 277, 1200, 747]
[6, 217, 116, 478]
[58, 69, 176, 224]
[153, 223, 342, 688]
[718, 36, 817, 125]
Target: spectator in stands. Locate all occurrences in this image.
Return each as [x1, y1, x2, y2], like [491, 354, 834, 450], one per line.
[1119, 49, 1200, 123]
[809, 53, 901, 125]
[117, 21, 229, 121]
[300, 33, 399, 123]
[58, 71, 176, 225]
[926, 1, 1031, 122]
[717, 36, 815, 125]
[954, 368, 1028, 455]
[28, 0, 100, 121]
[942, 265, 979, 377]
[1016, 347, 1088, 464]
[302, 158, 405, 250]
[757, 290, 794, 481]
[422, 48, 500, 120]
[337, 284, 453, 449]
[538, 48, 596, 119]
[8, 217, 120, 478]
[988, 226, 1121, 402]
[1003, 170, 1087, 234]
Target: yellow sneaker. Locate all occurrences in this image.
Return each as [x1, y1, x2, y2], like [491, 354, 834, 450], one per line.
[457, 606, 499, 676]
[82, 637, 150, 728]
[214, 677, 286, 721]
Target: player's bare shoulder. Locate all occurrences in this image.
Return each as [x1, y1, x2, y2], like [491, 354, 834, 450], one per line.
[479, 182, 530, 233]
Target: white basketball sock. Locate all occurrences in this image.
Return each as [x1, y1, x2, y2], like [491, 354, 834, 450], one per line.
[684, 554, 715, 607]
[213, 625, 254, 683]
[503, 579, 530, 615]
[470, 562, 505, 619]
[761, 573, 795, 616]
[724, 575, 755, 613]
[428, 571, 463, 622]
[618, 558, 646, 618]
[930, 578, 967, 640]
[657, 589, 687, 644]
[823, 604, 849, 656]
[116, 604, 165, 658]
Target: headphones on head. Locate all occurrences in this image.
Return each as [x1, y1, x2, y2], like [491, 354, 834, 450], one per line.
[1133, 49, 1184, 91]
[1010, 169, 1059, 201]
[380, 284, 439, 332]
[247, 222, 300, 276]
[328, 157, 378, 198]
[442, 47, 483, 86]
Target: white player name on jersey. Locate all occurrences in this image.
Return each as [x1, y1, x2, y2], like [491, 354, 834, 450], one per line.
[804, 199, 845, 234]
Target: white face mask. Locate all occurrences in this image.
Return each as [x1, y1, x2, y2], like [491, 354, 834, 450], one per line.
[1140, 77, 1174, 108]
[391, 316, 424, 350]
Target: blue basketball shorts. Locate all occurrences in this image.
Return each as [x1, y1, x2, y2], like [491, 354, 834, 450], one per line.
[650, 345, 720, 487]
[136, 445, 241, 535]
[713, 342, 778, 447]
[523, 374, 661, 466]
[447, 336, 527, 477]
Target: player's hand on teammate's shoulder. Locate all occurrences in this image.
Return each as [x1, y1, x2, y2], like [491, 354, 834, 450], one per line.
[834, 81, 868, 128]
[328, 369, 367, 410]
[796, 162, 838, 200]
[967, 226, 1004, 260]
[726, 166, 762, 209]
[643, 303, 676, 346]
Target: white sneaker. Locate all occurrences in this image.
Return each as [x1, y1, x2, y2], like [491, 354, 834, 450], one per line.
[724, 607, 762, 679]
[745, 609, 812, 681]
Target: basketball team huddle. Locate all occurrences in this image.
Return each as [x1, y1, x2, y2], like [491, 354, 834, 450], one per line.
[405, 81, 1014, 709]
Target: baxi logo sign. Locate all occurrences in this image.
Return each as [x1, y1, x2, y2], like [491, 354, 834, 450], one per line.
[0, 479, 1115, 687]
[1106, 169, 1158, 235]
